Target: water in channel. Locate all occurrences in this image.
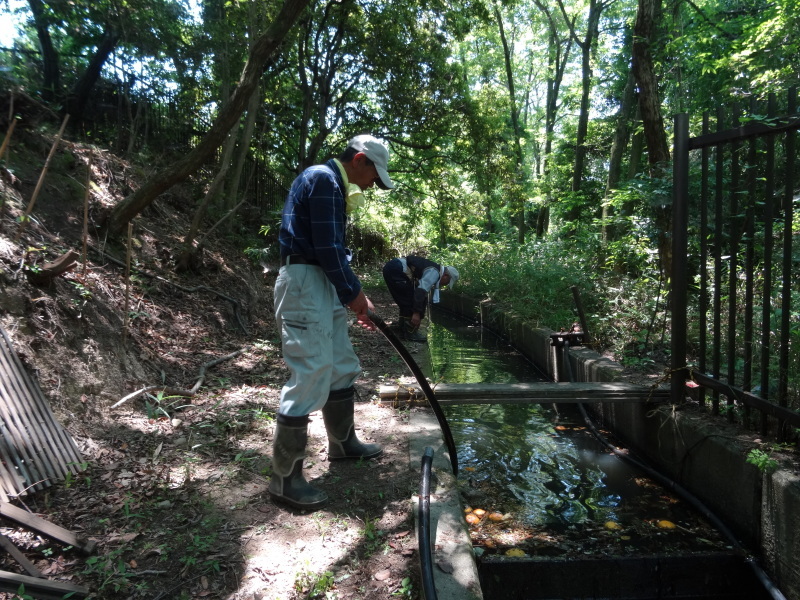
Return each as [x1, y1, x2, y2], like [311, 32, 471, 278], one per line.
[427, 306, 730, 557]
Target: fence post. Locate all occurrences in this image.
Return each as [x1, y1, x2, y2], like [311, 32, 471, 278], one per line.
[671, 113, 690, 405]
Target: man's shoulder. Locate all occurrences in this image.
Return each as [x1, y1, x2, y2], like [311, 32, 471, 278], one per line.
[289, 162, 336, 196]
[302, 161, 338, 182]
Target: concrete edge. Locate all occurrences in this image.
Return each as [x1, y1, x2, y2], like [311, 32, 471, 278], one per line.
[410, 408, 483, 600]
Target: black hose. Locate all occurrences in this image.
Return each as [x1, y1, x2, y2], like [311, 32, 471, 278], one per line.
[562, 340, 787, 600]
[368, 309, 458, 475]
[418, 446, 437, 600]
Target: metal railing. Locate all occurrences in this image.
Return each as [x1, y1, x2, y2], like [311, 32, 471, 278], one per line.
[671, 88, 800, 436]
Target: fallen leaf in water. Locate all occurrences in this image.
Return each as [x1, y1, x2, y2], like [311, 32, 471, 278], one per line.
[657, 519, 677, 529]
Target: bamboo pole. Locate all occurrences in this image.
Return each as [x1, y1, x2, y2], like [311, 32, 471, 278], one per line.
[82, 154, 92, 281]
[0, 93, 15, 163]
[0, 120, 17, 164]
[13, 113, 70, 242]
[123, 222, 132, 345]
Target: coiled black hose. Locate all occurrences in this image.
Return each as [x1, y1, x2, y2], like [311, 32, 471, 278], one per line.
[562, 340, 787, 600]
[418, 446, 437, 600]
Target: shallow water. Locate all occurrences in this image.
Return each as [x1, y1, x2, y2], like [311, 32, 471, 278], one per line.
[428, 307, 729, 555]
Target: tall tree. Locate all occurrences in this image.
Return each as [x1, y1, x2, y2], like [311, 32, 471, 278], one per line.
[26, 0, 59, 101]
[557, 0, 611, 195]
[105, 0, 312, 235]
[632, 0, 671, 273]
[532, 0, 574, 237]
[494, 2, 527, 242]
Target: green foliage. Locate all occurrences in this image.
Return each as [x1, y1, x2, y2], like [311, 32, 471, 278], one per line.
[83, 547, 138, 593]
[439, 237, 598, 330]
[746, 448, 779, 474]
[294, 564, 336, 598]
[392, 577, 414, 597]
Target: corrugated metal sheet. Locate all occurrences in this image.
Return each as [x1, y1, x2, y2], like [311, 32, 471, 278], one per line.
[0, 327, 83, 501]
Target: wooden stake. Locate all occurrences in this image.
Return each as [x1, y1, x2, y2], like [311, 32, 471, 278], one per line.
[0, 119, 17, 164]
[0, 92, 15, 163]
[14, 113, 70, 242]
[82, 154, 92, 280]
[123, 222, 132, 344]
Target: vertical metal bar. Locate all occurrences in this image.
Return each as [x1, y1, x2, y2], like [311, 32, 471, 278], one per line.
[672, 114, 690, 405]
[760, 93, 776, 434]
[726, 104, 741, 420]
[698, 112, 710, 407]
[712, 107, 725, 415]
[742, 98, 758, 426]
[778, 87, 797, 436]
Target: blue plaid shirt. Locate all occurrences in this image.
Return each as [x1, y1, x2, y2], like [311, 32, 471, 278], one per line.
[278, 159, 361, 305]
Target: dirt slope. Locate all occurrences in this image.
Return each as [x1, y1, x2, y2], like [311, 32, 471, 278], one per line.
[0, 128, 425, 599]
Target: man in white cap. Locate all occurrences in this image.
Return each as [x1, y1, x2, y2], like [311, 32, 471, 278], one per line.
[270, 135, 393, 511]
[382, 255, 459, 343]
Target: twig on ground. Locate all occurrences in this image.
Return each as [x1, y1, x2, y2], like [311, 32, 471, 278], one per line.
[88, 244, 249, 334]
[111, 349, 244, 409]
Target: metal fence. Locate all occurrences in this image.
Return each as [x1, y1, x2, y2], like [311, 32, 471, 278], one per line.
[671, 88, 800, 438]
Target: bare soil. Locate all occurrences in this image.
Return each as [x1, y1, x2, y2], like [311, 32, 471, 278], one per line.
[0, 129, 427, 599]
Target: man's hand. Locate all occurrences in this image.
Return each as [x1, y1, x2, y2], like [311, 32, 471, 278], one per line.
[347, 290, 376, 331]
[410, 313, 422, 329]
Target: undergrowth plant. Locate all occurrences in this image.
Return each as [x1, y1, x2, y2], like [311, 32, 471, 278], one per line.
[435, 232, 670, 366]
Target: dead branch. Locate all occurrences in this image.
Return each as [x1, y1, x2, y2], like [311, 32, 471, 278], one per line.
[111, 349, 244, 409]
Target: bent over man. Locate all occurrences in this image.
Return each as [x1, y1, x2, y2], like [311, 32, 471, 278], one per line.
[382, 255, 459, 342]
[271, 135, 394, 511]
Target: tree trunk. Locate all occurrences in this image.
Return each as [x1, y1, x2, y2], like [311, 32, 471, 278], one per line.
[494, 4, 526, 243]
[176, 129, 240, 272]
[224, 2, 263, 222]
[632, 0, 672, 275]
[632, 0, 669, 167]
[224, 86, 260, 220]
[533, 0, 573, 238]
[66, 27, 120, 122]
[105, 0, 311, 236]
[28, 0, 59, 102]
[571, 0, 603, 194]
[627, 105, 643, 180]
[602, 66, 636, 243]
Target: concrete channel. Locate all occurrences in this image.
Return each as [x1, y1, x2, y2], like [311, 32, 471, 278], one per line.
[406, 291, 800, 600]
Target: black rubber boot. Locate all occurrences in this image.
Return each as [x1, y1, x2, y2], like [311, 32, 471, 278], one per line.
[403, 320, 427, 343]
[268, 414, 328, 511]
[322, 388, 383, 460]
[390, 315, 406, 332]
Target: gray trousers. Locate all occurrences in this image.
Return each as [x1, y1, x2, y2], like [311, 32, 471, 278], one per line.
[274, 264, 360, 416]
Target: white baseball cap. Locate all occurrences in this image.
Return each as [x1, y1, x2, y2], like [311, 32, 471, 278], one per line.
[348, 135, 394, 190]
[445, 266, 459, 286]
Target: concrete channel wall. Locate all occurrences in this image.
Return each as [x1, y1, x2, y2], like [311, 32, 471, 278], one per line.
[435, 291, 800, 600]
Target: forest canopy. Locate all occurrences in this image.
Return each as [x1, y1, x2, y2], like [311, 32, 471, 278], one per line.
[2, 0, 797, 247]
